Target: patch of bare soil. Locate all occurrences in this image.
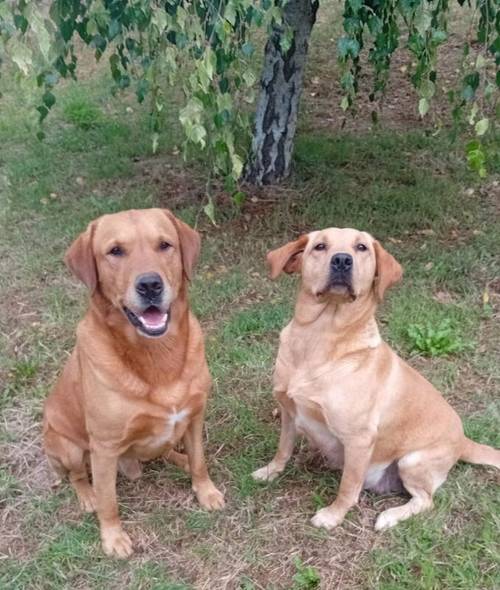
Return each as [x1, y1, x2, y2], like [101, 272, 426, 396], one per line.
[101, 153, 210, 211]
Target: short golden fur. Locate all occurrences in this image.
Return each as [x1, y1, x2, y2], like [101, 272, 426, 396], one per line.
[253, 228, 500, 530]
[43, 209, 224, 558]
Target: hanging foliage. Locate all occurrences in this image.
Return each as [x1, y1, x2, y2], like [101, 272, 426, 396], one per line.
[337, 0, 498, 177]
[0, 0, 498, 185]
[0, 0, 279, 193]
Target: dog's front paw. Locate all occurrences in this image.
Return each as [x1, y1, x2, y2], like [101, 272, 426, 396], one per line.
[101, 527, 133, 559]
[311, 507, 344, 530]
[252, 463, 281, 482]
[195, 481, 225, 510]
[77, 487, 97, 513]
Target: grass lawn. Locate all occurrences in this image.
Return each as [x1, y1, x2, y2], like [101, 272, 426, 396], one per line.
[1, 7, 499, 590]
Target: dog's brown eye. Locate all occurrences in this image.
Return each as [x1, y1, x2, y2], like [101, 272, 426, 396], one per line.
[314, 243, 327, 251]
[159, 241, 171, 251]
[108, 246, 124, 256]
[356, 243, 368, 252]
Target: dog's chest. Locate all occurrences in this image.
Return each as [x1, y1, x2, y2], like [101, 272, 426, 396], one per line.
[128, 406, 191, 458]
[144, 408, 190, 447]
[293, 402, 343, 466]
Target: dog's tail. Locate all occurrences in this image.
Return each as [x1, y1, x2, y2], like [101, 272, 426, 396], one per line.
[460, 437, 500, 469]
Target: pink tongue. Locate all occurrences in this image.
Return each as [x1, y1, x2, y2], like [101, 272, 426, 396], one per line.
[140, 307, 167, 328]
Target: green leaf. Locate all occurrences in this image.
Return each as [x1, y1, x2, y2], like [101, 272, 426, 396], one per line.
[61, 18, 75, 41]
[468, 102, 478, 125]
[42, 91, 56, 109]
[347, 0, 363, 12]
[108, 19, 121, 40]
[242, 70, 256, 87]
[136, 78, 149, 103]
[232, 191, 246, 207]
[242, 42, 254, 57]
[152, 132, 159, 154]
[36, 104, 49, 122]
[44, 72, 60, 87]
[337, 37, 360, 59]
[414, 8, 432, 37]
[484, 83, 495, 100]
[475, 118, 489, 136]
[466, 140, 487, 178]
[203, 198, 217, 225]
[431, 30, 447, 46]
[8, 38, 32, 75]
[224, 4, 237, 27]
[418, 98, 429, 117]
[280, 30, 293, 53]
[420, 80, 435, 100]
[231, 153, 244, 179]
[30, 9, 51, 60]
[13, 14, 28, 33]
[475, 54, 486, 69]
[204, 48, 216, 81]
[191, 124, 207, 147]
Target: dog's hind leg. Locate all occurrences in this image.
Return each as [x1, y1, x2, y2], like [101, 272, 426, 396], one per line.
[375, 447, 454, 531]
[44, 427, 96, 513]
[118, 457, 143, 481]
[165, 449, 190, 473]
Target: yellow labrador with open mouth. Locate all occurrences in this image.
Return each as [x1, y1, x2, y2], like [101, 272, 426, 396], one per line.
[253, 228, 499, 531]
[43, 209, 224, 558]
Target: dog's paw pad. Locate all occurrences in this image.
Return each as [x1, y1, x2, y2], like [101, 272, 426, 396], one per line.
[102, 528, 133, 559]
[375, 511, 398, 531]
[77, 489, 97, 513]
[311, 507, 343, 530]
[252, 465, 279, 482]
[196, 483, 225, 510]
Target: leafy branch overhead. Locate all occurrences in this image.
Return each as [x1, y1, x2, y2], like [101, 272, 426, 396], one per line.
[0, 0, 498, 184]
[1, 0, 275, 186]
[337, 0, 498, 177]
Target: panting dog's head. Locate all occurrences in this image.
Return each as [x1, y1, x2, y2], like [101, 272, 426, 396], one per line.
[267, 228, 402, 304]
[65, 208, 200, 338]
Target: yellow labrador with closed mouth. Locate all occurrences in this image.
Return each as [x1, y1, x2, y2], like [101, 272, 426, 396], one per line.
[253, 228, 500, 531]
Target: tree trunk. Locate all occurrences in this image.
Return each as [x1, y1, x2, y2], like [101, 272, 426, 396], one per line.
[244, 0, 319, 186]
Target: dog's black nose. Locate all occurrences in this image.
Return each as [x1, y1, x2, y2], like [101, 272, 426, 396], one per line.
[135, 272, 164, 300]
[331, 253, 353, 272]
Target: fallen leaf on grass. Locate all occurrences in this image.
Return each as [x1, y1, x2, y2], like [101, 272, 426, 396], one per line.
[433, 291, 454, 304]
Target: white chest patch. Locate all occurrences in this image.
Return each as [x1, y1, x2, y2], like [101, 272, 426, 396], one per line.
[294, 406, 342, 461]
[168, 408, 190, 425]
[143, 408, 190, 448]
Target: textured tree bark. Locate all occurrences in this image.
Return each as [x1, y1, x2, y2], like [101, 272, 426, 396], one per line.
[244, 0, 319, 185]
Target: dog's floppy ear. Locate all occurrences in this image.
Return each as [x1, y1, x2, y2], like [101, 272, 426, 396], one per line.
[267, 234, 309, 280]
[373, 240, 403, 301]
[64, 222, 98, 292]
[164, 210, 201, 280]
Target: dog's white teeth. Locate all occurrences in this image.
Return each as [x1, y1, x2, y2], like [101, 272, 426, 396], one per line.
[139, 312, 168, 330]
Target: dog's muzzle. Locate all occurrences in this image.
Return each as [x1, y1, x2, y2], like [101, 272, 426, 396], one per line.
[123, 272, 170, 337]
[322, 252, 355, 298]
